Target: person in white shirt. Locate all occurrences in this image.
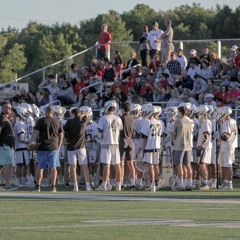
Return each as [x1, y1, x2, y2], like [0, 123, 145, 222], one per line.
[187, 60, 201, 80]
[218, 107, 238, 190]
[96, 100, 123, 191]
[147, 21, 164, 59]
[140, 105, 164, 192]
[177, 49, 188, 70]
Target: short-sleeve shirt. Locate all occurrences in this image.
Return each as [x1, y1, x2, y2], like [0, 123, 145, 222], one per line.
[98, 114, 123, 145]
[140, 118, 164, 150]
[0, 113, 15, 148]
[197, 119, 212, 149]
[98, 31, 112, 50]
[14, 120, 28, 149]
[34, 117, 63, 151]
[63, 116, 88, 151]
[173, 117, 193, 151]
[86, 121, 99, 150]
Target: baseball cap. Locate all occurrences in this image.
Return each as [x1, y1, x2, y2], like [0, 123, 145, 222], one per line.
[230, 45, 238, 51]
[190, 49, 197, 55]
[205, 93, 214, 99]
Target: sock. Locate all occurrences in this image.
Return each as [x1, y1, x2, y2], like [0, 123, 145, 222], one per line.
[86, 182, 91, 188]
[136, 178, 142, 186]
[130, 178, 136, 186]
[102, 181, 107, 188]
[187, 178, 193, 187]
[73, 182, 78, 190]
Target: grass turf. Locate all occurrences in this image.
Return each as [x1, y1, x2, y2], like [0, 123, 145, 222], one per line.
[0, 189, 240, 240]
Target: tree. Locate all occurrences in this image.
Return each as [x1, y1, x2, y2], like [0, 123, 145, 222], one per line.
[0, 43, 27, 83]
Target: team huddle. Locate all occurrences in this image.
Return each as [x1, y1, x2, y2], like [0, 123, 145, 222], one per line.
[0, 100, 238, 192]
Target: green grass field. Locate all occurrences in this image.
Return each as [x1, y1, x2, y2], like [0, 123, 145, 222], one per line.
[1, 189, 240, 240]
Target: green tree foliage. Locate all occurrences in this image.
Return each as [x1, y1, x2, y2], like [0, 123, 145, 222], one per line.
[0, 43, 27, 82]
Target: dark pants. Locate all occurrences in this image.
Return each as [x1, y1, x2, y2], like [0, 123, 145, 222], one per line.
[149, 49, 159, 59]
[140, 49, 148, 67]
[97, 48, 107, 60]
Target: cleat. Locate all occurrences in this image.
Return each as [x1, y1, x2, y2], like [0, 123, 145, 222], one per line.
[95, 185, 107, 191]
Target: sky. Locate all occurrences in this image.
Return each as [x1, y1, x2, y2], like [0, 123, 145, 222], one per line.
[0, 0, 239, 30]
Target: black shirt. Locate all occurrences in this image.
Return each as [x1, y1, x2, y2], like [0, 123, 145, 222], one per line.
[0, 113, 15, 148]
[34, 117, 63, 151]
[63, 116, 88, 151]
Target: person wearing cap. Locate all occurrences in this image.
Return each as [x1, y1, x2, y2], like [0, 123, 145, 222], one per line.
[29, 105, 64, 192]
[147, 21, 164, 59]
[229, 45, 238, 59]
[177, 49, 188, 70]
[161, 19, 174, 63]
[186, 49, 201, 70]
[204, 93, 216, 107]
[96, 23, 112, 60]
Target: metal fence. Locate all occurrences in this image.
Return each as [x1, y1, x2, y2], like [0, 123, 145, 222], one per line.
[0, 38, 239, 94]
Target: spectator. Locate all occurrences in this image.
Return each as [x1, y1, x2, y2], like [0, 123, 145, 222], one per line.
[222, 58, 239, 81]
[90, 64, 103, 79]
[153, 82, 165, 102]
[133, 76, 142, 95]
[161, 19, 174, 63]
[112, 80, 128, 96]
[112, 51, 123, 78]
[103, 62, 117, 83]
[177, 48, 188, 70]
[41, 77, 60, 101]
[191, 75, 209, 101]
[214, 85, 228, 104]
[122, 51, 139, 79]
[186, 49, 201, 69]
[204, 93, 216, 107]
[96, 23, 112, 60]
[156, 63, 173, 85]
[139, 25, 149, 67]
[226, 83, 240, 108]
[70, 64, 79, 87]
[199, 47, 211, 64]
[199, 60, 213, 80]
[113, 87, 128, 107]
[74, 73, 86, 96]
[38, 73, 54, 89]
[234, 48, 240, 68]
[42, 88, 54, 104]
[84, 92, 99, 109]
[175, 69, 193, 90]
[102, 84, 114, 106]
[229, 45, 238, 59]
[148, 53, 161, 73]
[166, 51, 182, 84]
[140, 66, 150, 81]
[167, 88, 181, 107]
[158, 73, 170, 90]
[205, 79, 217, 94]
[29, 106, 63, 192]
[35, 90, 48, 107]
[127, 67, 139, 89]
[163, 86, 173, 101]
[187, 60, 201, 80]
[210, 52, 221, 78]
[147, 21, 164, 59]
[0, 100, 16, 191]
[58, 73, 67, 89]
[57, 81, 76, 106]
[180, 93, 198, 106]
[89, 71, 102, 94]
[146, 72, 155, 86]
[139, 79, 153, 101]
[81, 66, 91, 86]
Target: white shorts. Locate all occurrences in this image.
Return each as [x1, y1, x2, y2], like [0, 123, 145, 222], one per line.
[100, 146, 120, 165]
[67, 148, 87, 165]
[59, 144, 65, 160]
[88, 150, 98, 164]
[198, 148, 212, 164]
[218, 151, 235, 167]
[15, 150, 30, 165]
[144, 152, 160, 165]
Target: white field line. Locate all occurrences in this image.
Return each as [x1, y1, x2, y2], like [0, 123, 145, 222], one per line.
[0, 207, 232, 216]
[1, 192, 240, 205]
[1, 219, 240, 230]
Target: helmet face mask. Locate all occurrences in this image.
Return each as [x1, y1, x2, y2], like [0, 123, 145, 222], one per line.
[79, 106, 93, 118]
[220, 106, 232, 119]
[130, 104, 141, 118]
[165, 106, 178, 119]
[54, 106, 66, 119]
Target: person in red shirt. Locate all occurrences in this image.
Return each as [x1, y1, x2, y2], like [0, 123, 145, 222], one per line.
[148, 53, 161, 73]
[97, 23, 112, 60]
[159, 73, 170, 90]
[226, 83, 240, 107]
[139, 79, 153, 101]
[74, 74, 86, 95]
[127, 67, 139, 89]
[234, 48, 240, 68]
[112, 80, 128, 95]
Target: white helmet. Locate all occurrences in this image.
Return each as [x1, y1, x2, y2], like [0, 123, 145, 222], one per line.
[165, 106, 178, 119]
[79, 106, 93, 117]
[189, 104, 197, 118]
[178, 102, 191, 109]
[213, 107, 222, 120]
[207, 105, 214, 115]
[31, 104, 40, 118]
[53, 105, 66, 119]
[21, 103, 33, 114]
[197, 105, 209, 115]
[16, 106, 27, 119]
[219, 106, 232, 119]
[141, 103, 152, 117]
[148, 105, 162, 117]
[104, 100, 117, 112]
[130, 104, 141, 117]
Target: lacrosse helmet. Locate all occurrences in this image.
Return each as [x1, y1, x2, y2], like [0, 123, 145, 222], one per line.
[104, 100, 117, 112]
[21, 103, 33, 114]
[79, 106, 93, 118]
[31, 104, 40, 118]
[219, 106, 232, 119]
[207, 105, 214, 116]
[130, 104, 141, 117]
[16, 106, 27, 119]
[53, 105, 66, 119]
[147, 105, 162, 117]
[141, 103, 152, 117]
[165, 106, 178, 119]
[178, 102, 191, 109]
[197, 105, 209, 115]
[189, 104, 197, 118]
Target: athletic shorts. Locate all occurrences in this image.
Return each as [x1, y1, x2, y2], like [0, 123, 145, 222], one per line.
[100, 145, 120, 165]
[67, 148, 87, 165]
[198, 148, 212, 164]
[218, 151, 235, 168]
[173, 150, 192, 166]
[15, 150, 30, 165]
[88, 150, 98, 164]
[143, 152, 160, 165]
[0, 145, 14, 166]
[120, 146, 135, 161]
[37, 150, 60, 169]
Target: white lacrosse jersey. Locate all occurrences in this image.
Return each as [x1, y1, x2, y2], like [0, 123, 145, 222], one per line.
[86, 121, 99, 150]
[140, 118, 164, 150]
[14, 120, 28, 149]
[25, 115, 35, 140]
[197, 118, 212, 149]
[220, 118, 238, 153]
[98, 114, 123, 145]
